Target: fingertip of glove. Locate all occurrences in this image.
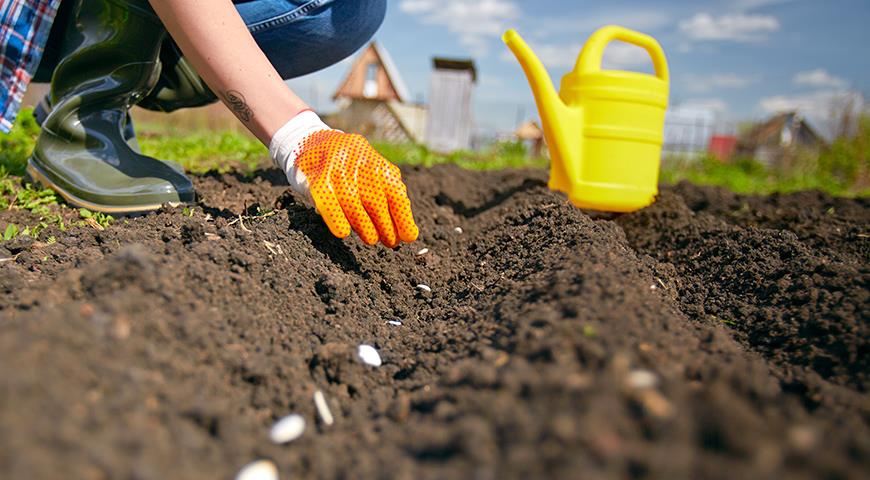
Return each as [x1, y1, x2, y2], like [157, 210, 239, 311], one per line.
[400, 226, 420, 243]
[329, 224, 352, 239]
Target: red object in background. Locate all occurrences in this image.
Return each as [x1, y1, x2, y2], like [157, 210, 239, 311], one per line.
[709, 135, 738, 162]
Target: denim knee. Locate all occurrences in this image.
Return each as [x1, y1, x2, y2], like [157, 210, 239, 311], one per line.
[242, 0, 387, 80]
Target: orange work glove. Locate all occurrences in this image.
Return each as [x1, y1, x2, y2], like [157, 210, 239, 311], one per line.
[269, 111, 418, 247]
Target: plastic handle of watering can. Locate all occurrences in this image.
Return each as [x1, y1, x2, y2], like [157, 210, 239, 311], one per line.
[576, 25, 669, 82]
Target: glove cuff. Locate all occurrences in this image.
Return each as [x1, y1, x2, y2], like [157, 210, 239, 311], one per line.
[269, 110, 331, 196]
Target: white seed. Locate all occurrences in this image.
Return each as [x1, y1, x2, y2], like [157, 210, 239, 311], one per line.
[416, 248, 429, 256]
[416, 284, 432, 293]
[387, 320, 403, 326]
[269, 414, 305, 444]
[454, 227, 463, 234]
[627, 369, 659, 390]
[650, 284, 657, 290]
[358, 344, 382, 367]
[235, 460, 278, 480]
[313, 390, 334, 426]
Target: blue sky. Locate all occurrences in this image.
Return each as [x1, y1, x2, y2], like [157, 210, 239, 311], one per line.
[288, 0, 870, 136]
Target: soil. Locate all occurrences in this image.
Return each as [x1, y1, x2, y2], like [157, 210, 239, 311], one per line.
[0, 165, 867, 480]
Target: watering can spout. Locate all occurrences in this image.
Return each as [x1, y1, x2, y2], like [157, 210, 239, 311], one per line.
[502, 30, 568, 125]
[502, 29, 579, 193]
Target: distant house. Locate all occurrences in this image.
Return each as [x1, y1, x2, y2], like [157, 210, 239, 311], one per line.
[426, 58, 477, 153]
[737, 112, 827, 167]
[326, 42, 426, 144]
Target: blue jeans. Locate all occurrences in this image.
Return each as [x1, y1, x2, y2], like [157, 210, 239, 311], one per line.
[35, 0, 386, 82]
[233, 0, 386, 79]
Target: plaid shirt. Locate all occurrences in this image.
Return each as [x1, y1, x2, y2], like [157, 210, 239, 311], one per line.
[0, 0, 60, 133]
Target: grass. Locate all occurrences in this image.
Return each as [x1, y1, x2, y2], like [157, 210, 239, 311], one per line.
[138, 125, 265, 175]
[0, 109, 118, 241]
[661, 153, 869, 197]
[373, 140, 549, 171]
[1, 106, 866, 242]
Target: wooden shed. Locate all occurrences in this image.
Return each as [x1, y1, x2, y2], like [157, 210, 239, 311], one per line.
[426, 58, 477, 153]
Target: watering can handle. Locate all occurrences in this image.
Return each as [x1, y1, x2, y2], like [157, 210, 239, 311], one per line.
[576, 25, 669, 82]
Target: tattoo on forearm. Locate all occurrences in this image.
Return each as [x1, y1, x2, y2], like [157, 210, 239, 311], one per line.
[222, 90, 254, 123]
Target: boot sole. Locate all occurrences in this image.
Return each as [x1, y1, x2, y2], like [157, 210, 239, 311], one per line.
[26, 160, 186, 215]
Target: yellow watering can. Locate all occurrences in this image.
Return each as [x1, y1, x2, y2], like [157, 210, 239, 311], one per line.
[503, 25, 670, 212]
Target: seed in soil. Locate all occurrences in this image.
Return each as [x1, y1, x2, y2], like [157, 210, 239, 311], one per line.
[416, 284, 432, 293]
[314, 390, 334, 426]
[626, 370, 659, 390]
[358, 344, 382, 367]
[454, 227, 463, 234]
[416, 248, 429, 256]
[235, 459, 278, 480]
[387, 320, 402, 326]
[269, 414, 305, 444]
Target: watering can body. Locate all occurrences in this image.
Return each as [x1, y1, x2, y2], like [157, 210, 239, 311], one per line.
[504, 26, 670, 212]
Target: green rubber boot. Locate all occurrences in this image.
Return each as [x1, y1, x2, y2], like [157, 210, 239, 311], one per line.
[137, 39, 218, 113]
[33, 93, 140, 151]
[27, 0, 195, 214]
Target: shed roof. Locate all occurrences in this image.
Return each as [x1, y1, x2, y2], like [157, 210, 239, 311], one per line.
[432, 57, 477, 83]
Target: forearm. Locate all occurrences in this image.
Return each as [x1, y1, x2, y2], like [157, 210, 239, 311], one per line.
[148, 0, 308, 144]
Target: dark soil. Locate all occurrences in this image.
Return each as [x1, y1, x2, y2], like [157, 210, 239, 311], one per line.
[1, 165, 867, 480]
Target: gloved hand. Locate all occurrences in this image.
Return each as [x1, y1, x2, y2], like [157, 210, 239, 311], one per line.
[269, 110, 419, 247]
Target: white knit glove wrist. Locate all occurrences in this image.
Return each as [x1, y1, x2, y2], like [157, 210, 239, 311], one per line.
[268, 110, 331, 197]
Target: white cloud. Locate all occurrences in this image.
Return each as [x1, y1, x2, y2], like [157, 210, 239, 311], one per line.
[793, 69, 847, 88]
[679, 12, 779, 42]
[399, 0, 519, 55]
[684, 73, 757, 93]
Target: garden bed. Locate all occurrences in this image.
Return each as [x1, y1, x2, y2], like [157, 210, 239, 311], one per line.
[0, 165, 867, 479]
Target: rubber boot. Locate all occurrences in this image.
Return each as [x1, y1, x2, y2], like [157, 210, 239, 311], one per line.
[137, 39, 218, 113]
[27, 0, 195, 214]
[33, 94, 140, 151]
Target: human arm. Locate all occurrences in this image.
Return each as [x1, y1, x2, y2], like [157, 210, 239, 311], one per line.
[147, 0, 419, 246]
[147, 0, 305, 144]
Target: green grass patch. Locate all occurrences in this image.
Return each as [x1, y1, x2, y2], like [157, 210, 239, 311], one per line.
[0, 169, 67, 240]
[662, 152, 868, 197]
[0, 108, 40, 176]
[373, 140, 548, 171]
[137, 123, 266, 174]
[78, 208, 114, 229]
